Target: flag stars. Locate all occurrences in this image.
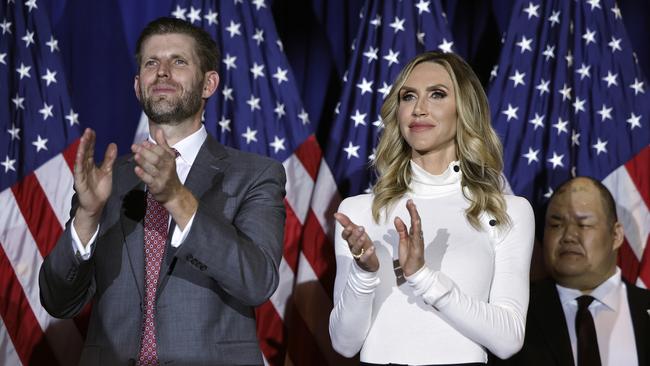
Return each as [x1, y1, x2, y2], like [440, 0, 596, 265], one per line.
[12, 94, 25, 109]
[22, 30, 35, 47]
[571, 129, 581, 146]
[32, 135, 48, 152]
[565, 50, 573, 67]
[274, 102, 286, 118]
[226, 21, 241, 37]
[544, 187, 554, 199]
[378, 82, 391, 98]
[383, 49, 400, 66]
[218, 116, 231, 132]
[25, 0, 37, 12]
[438, 38, 454, 53]
[626, 113, 642, 129]
[370, 15, 381, 27]
[223, 54, 237, 70]
[529, 113, 545, 130]
[582, 28, 596, 45]
[611, 4, 622, 19]
[0, 18, 11, 35]
[269, 136, 286, 153]
[39, 102, 54, 120]
[516, 36, 533, 53]
[559, 84, 571, 101]
[187, 6, 201, 23]
[490, 65, 499, 80]
[502, 104, 519, 121]
[608, 37, 622, 52]
[16, 62, 31, 79]
[351, 109, 367, 127]
[363, 46, 379, 63]
[272, 67, 288, 84]
[250, 63, 265, 79]
[416, 31, 425, 45]
[7, 124, 20, 140]
[65, 109, 79, 126]
[222, 86, 234, 101]
[602, 71, 618, 87]
[0, 52, 6, 65]
[372, 115, 383, 129]
[252, 0, 266, 10]
[204, 9, 218, 25]
[522, 147, 539, 164]
[343, 142, 360, 159]
[1, 156, 16, 173]
[389, 16, 405, 33]
[592, 138, 608, 155]
[171, 5, 186, 19]
[523, 2, 540, 18]
[536, 79, 550, 95]
[241, 127, 258, 144]
[42, 68, 57, 86]
[630, 78, 645, 95]
[246, 95, 261, 111]
[572, 97, 586, 113]
[509, 70, 526, 87]
[597, 104, 612, 121]
[252, 28, 264, 45]
[548, 10, 561, 26]
[548, 152, 564, 169]
[415, 0, 430, 14]
[576, 63, 591, 80]
[587, 0, 601, 10]
[45, 35, 59, 52]
[542, 45, 555, 60]
[553, 117, 568, 135]
[357, 78, 373, 95]
[298, 109, 310, 124]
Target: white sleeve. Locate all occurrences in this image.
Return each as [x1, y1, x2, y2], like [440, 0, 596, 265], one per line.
[328, 202, 380, 358]
[70, 217, 99, 261]
[405, 196, 535, 359]
[170, 211, 196, 247]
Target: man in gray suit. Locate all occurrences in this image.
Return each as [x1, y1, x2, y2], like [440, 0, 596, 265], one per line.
[39, 17, 286, 365]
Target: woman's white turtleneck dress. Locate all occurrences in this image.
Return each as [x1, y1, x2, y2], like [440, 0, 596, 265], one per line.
[329, 161, 535, 365]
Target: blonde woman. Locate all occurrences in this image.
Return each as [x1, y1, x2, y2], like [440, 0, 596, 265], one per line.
[329, 52, 535, 365]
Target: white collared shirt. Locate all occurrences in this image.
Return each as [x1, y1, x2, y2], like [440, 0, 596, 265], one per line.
[71, 125, 208, 259]
[556, 268, 638, 366]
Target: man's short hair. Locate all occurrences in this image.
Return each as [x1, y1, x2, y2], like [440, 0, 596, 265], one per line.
[135, 17, 220, 74]
[550, 176, 618, 225]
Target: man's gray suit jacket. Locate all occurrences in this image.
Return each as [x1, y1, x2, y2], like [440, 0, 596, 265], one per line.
[39, 135, 287, 366]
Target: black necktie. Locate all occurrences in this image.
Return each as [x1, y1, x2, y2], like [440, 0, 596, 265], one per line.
[575, 295, 601, 366]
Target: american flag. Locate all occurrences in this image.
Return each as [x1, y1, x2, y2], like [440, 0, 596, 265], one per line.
[293, 0, 455, 364]
[487, 0, 650, 286]
[0, 0, 86, 365]
[167, 1, 328, 365]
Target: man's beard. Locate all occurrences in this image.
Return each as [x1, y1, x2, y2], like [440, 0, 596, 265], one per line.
[140, 79, 203, 125]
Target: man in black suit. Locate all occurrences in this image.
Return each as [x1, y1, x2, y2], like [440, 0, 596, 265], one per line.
[493, 176, 650, 366]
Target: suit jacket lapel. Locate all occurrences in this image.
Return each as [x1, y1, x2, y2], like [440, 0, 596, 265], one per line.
[158, 135, 230, 291]
[116, 156, 147, 302]
[533, 279, 575, 366]
[626, 283, 650, 366]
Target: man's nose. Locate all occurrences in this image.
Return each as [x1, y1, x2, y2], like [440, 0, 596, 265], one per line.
[156, 62, 170, 77]
[560, 223, 579, 243]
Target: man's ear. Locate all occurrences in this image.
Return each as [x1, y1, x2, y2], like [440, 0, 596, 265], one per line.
[612, 221, 624, 251]
[201, 71, 219, 99]
[134, 75, 141, 101]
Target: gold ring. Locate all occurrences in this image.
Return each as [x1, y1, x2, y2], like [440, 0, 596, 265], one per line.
[351, 247, 365, 260]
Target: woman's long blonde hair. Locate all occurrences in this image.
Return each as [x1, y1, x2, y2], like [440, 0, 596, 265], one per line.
[371, 51, 510, 230]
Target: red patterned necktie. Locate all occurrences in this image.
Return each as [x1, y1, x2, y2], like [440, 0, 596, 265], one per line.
[138, 191, 169, 365]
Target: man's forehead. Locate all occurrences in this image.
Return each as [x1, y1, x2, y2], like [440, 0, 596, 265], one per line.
[142, 33, 195, 53]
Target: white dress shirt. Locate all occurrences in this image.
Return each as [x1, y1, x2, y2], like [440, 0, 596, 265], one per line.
[556, 268, 638, 366]
[71, 125, 208, 259]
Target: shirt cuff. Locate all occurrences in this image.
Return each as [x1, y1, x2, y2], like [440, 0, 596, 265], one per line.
[170, 212, 196, 248]
[405, 265, 453, 307]
[70, 217, 98, 261]
[347, 260, 380, 294]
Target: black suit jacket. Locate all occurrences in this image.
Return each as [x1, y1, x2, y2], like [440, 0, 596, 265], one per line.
[491, 278, 650, 366]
